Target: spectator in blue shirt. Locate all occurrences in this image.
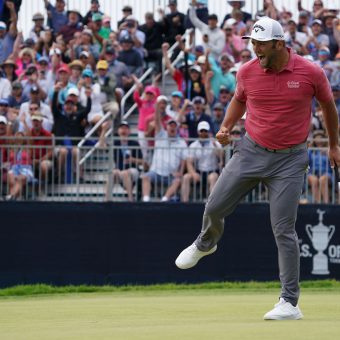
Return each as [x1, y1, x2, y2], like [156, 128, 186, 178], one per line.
[44, 0, 67, 35]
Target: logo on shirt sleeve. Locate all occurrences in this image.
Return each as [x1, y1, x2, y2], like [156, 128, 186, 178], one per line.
[287, 81, 300, 88]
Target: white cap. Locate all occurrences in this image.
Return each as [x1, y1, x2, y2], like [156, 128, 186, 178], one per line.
[49, 48, 61, 56]
[223, 18, 236, 29]
[67, 87, 80, 97]
[242, 17, 284, 41]
[156, 95, 169, 103]
[190, 65, 202, 73]
[197, 121, 210, 132]
[197, 55, 206, 64]
[0, 21, 6, 29]
[0, 115, 7, 124]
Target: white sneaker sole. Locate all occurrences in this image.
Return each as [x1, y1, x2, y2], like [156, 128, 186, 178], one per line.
[175, 245, 217, 269]
[264, 312, 303, 320]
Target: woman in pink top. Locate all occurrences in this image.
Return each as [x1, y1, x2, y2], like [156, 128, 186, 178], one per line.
[133, 76, 159, 162]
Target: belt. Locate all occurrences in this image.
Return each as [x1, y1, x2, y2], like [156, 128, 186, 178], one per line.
[245, 133, 306, 154]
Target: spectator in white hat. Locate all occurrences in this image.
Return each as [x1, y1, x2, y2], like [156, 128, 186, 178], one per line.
[181, 120, 222, 202]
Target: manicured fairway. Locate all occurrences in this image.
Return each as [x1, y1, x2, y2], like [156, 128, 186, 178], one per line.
[0, 289, 339, 340]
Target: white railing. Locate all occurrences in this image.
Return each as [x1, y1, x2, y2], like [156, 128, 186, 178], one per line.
[1, 136, 339, 204]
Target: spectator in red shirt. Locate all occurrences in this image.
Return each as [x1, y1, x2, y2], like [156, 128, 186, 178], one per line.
[30, 113, 53, 181]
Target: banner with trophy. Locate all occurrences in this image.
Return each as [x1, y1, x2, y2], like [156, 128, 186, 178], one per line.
[298, 207, 340, 278]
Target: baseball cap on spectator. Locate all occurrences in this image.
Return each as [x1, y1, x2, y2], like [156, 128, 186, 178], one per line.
[105, 46, 115, 54]
[67, 9, 81, 17]
[208, 14, 218, 21]
[0, 115, 8, 124]
[49, 48, 62, 57]
[26, 64, 38, 74]
[0, 21, 6, 30]
[119, 120, 130, 128]
[322, 11, 336, 19]
[219, 53, 235, 63]
[92, 13, 103, 22]
[195, 45, 204, 53]
[190, 65, 202, 73]
[38, 56, 49, 64]
[168, 0, 177, 5]
[197, 55, 207, 64]
[156, 95, 169, 103]
[223, 18, 237, 29]
[197, 121, 210, 132]
[31, 113, 43, 121]
[213, 102, 224, 110]
[23, 38, 35, 48]
[68, 59, 84, 70]
[171, 91, 183, 98]
[82, 68, 94, 78]
[32, 13, 44, 21]
[319, 46, 330, 56]
[103, 16, 111, 24]
[120, 35, 133, 44]
[312, 19, 323, 26]
[298, 11, 309, 17]
[12, 81, 23, 89]
[126, 15, 136, 22]
[80, 51, 90, 58]
[167, 119, 178, 126]
[227, 0, 245, 7]
[30, 85, 39, 93]
[1, 58, 17, 69]
[219, 85, 229, 93]
[91, 0, 100, 4]
[82, 28, 93, 37]
[242, 17, 285, 41]
[287, 19, 296, 25]
[0, 98, 9, 106]
[57, 65, 70, 74]
[96, 60, 108, 70]
[67, 87, 80, 97]
[144, 86, 157, 96]
[177, 60, 193, 69]
[192, 96, 205, 104]
[122, 5, 132, 12]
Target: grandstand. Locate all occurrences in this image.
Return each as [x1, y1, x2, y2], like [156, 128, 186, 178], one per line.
[0, 0, 339, 203]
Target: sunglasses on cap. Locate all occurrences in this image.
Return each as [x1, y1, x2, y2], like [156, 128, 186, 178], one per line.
[231, 130, 241, 135]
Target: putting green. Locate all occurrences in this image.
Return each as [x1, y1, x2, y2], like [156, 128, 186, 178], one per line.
[0, 290, 339, 340]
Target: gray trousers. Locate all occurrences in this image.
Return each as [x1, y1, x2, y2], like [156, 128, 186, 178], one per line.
[195, 135, 308, 306]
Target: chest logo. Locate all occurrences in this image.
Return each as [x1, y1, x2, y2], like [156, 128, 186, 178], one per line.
[287, 81, 300, 89]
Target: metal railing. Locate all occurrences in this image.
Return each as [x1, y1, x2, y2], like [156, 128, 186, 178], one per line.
[1, 136, 339, 204]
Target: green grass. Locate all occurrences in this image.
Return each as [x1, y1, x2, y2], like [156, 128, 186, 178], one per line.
[0, 280, 339, 297]
[0, 290, 339, 340]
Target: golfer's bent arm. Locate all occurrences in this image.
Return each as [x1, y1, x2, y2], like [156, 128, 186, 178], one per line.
[319, 99, 339, 148]
[220, 96, 246, 132]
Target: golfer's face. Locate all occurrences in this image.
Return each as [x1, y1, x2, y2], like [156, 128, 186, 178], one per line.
[251, 39, 277, 69]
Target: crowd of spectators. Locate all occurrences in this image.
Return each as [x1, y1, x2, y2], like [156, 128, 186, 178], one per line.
[0, 0, 339, 202]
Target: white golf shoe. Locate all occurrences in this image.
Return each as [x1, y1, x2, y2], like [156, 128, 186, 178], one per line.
[263, 298, 303, 320]
[175, 243, 217, 269]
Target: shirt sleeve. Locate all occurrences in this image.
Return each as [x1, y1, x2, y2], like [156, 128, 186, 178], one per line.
[234, 67, 247, 102]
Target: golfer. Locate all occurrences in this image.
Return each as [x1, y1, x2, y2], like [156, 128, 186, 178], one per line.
[175, 17, 340, 320]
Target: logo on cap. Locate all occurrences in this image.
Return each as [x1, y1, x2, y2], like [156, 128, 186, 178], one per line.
[253, 24, 265, 33]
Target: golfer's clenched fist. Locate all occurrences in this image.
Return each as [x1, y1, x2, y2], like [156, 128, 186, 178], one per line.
[216, 127, 231, 146]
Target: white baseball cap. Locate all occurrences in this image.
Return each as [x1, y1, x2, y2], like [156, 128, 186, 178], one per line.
[67, 87, 80, 97]
[197, 121, 210, 132]
[242, 17, 284, 41]
[0, 115, 7, 124]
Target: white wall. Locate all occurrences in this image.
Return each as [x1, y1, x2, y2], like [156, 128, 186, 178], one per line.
[18, 0, 338, 39]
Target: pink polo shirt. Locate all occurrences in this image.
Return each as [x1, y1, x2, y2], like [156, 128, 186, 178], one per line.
[235, 48, 333, 149]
